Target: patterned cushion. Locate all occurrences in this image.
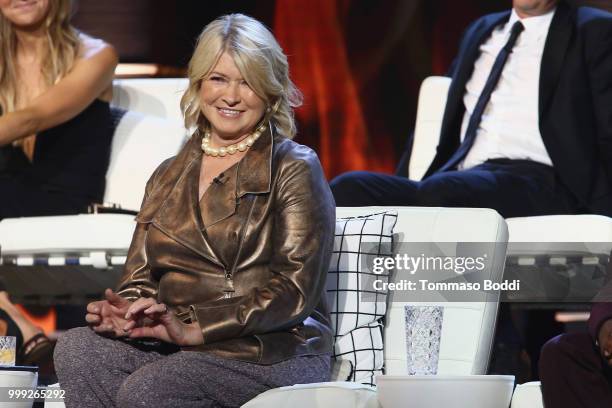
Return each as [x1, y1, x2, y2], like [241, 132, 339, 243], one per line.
[333, 322, 384, 385]
[327, 211, 397, 385]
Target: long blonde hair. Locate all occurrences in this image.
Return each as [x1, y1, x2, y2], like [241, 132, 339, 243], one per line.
[0, 0, 80, 114]
[181, 13, 303, 139]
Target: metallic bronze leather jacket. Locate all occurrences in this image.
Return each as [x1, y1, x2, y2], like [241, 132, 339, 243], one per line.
[116, 126, 335, 364]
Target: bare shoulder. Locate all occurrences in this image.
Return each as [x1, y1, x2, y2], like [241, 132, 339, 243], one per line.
[77, 33, 118, 62]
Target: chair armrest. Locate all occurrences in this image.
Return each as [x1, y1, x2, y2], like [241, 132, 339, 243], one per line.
[241, 382, 379, 408]
[409, 76, 451, 181]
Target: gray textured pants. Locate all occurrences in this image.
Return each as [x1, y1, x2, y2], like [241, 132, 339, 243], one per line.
[54, 327, 331, 408]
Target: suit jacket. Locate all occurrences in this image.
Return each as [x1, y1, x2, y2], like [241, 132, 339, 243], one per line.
[425, 1, 612, 216]
[116, 126, 336, 364]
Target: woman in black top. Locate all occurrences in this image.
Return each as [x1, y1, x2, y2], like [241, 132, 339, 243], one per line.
[0, 0, 118, 368]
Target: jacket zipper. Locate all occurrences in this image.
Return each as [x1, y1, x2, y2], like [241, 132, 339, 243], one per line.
[225, 195, 258, 298]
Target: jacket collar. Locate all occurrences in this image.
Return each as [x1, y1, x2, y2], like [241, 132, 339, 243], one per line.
[450, 10, 511, 97]
[236, 122, 274, 197]
[135, 125, 274, 264]
[199, 123, 274, 229]
[450, 2, 573, 124]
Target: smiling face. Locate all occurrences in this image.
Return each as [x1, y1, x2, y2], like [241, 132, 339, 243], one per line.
[0, 0, 49, 29]
[199, 51, 266, 144]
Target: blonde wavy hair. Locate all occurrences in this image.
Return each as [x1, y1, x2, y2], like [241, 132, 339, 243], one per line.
[181, 13, 303, 139]
[0, 0, 79, 114]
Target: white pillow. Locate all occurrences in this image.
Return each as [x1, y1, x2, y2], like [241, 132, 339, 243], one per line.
[333, 322, 384, 385]
[327, 210, 397, 385]
[327, 211, 397, 335]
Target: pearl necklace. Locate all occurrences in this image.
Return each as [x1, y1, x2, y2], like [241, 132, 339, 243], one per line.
[201, 124, 267, 157]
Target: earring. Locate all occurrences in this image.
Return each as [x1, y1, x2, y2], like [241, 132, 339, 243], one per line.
[266, 106, 271, 113]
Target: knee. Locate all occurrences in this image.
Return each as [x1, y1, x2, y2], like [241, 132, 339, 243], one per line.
[414, 178, 447, 207]
[330, 171, 378, 206]
[415, 177, 465, 207]
[54, 327, 101, 375]
[330, 171, 365, 204]
[116, 376, 144, 408]
[54, 327, 90, 366]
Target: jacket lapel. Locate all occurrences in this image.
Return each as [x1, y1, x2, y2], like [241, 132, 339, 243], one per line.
[198, 124, 273, 229]
[444, 11, 510, 122]
[137, 126, 274, 265]
[539, 1, 573, 119]
[451, 11, 510, 91]
[136, 132, 221, 264]
[426, 11, 509, 177]
[199, 164, 239, 229]
[236, 123, 273, 197]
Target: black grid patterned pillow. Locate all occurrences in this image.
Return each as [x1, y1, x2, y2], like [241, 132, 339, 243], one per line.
[327, 211, 397, 335]
[333, 322, 384, 386]
[327, 210, 397, 385]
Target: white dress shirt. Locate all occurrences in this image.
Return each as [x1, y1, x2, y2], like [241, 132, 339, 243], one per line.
[459, 8, 556, 170]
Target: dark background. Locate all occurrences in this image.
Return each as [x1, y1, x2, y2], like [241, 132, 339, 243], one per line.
[72, 0, 612, 178]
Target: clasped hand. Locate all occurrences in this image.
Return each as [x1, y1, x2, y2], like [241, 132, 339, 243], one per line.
[85, 288, 204, 346]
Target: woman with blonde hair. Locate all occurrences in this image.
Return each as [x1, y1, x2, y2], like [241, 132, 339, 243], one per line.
[54, 13, 335, 407]
[0, 0, 117, 215]
[0, 0, 117, 372]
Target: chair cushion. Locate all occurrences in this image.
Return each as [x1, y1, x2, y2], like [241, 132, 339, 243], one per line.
[241, 382, 379, 408]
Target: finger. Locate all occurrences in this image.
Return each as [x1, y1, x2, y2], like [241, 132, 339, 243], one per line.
[144, 303, 168, 315]
[113, 327, 128, 338]
[123, 320, 137, 331]
[128, 326, 157, 339]
[105, 289, 127, 307]
[125, 298, 157, 319]
[85, 314, 101, 324]
[92, 324, 114, 334]
[87, 301, 103, 314]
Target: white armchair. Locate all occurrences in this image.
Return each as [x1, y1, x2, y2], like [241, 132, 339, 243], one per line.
[244, 206, 508, 408]
[409, 75, 612, 407]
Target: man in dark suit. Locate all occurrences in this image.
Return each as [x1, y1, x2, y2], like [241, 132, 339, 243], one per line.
[331, 0, 612, 218]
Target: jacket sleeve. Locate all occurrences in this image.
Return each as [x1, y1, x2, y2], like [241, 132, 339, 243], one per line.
[189, 148, 336, 344]
[586, 17, 612, 186]
[115, 161, 170, 301]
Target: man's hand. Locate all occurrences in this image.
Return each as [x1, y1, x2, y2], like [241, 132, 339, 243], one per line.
[123, 297, 204, 346]
[85, 288, 132, 338]
[598, 319, 612, 367]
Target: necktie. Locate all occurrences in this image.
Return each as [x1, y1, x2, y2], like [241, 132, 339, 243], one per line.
[438, 20, 525, 172]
